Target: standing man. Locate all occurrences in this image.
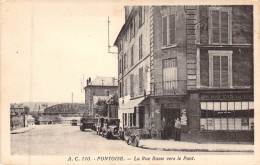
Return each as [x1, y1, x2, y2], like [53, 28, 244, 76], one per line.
[174, 118, 181, 141]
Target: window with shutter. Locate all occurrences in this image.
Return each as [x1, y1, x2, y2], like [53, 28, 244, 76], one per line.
[131, 45, 134, 66]
[130, 74, 134, 97]
[142, 7, 145, 25]
[139, 8, 142, 28]
[212, 11, 220, 43]
[139, 35, 143, 60]
[209, 50, 232, 88]
[169, 14, 176, 45]
[162, 16, 167, 46]
[139, 67, 143, 95]
[130, 18, 135, 40]
[124, 53, 127, 70]
[221, 12, 229, 44]
[125, 79, 128, 96]
[221, 56, 229, 87]
[209, 7, 231, 44]
[162, 58, 177, 93]
[162, 13, 176, 46]
[213, 56, 220, 87]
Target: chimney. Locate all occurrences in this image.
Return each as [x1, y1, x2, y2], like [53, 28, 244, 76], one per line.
[87, 79, 89, 85]
[89, 77, 91, 83]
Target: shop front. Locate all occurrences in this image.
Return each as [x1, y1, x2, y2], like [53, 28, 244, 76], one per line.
[183, 89, 254, 143]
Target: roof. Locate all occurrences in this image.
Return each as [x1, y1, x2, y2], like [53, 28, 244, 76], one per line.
[10, 103, 24, 109]
[87, 77, 118, 87]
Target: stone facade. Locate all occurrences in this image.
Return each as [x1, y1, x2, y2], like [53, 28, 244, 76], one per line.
[114, 6, 253, 142]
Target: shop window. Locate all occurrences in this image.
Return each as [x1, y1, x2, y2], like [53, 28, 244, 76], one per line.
[162, 13, 176, 46]
[209, 7, 232, 45]
[200, 101, 254, 131]
[209, 50, 232, 88]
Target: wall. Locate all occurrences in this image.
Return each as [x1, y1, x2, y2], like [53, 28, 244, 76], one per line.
[200, 47, 253, 87]
[153, 6, 187, 91]
[199, 6, 253, 45]
[85, 86, 118, 115]
[116, 6, 151, 102]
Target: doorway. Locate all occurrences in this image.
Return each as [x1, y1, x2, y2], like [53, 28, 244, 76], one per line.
[162, 108, 180, 139]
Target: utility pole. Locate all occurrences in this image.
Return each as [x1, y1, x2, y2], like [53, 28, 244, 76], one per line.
[72, 92, 74, 111]
[107, 17, 118, 54]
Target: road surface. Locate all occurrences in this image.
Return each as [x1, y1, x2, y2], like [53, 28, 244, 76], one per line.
[11, 124, 249, 155]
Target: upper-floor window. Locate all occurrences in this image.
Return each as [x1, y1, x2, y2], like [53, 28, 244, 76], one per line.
[124, 53, 128, 70]
[130, 74, 134, 97]
[139, 7, 145, 28]
[209, 50, 232, 88]
[118, 40, 123, 52]
[119, 59, 122, 74]
[107, 91, 110, 96]
[139, 67, 144, 95]
[162, 14, 176, 46]
[130, 18, 135, 40]
[131, 45, 134, 66]
[119, 82, 123, 98]
[139, 35, 143, 60]
[163, 58, 177, 92]
[209, 7, 232, 45]
[124, 79, 128, 96]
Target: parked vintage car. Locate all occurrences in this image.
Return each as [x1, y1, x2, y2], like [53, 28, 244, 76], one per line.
[80, 117, 98, 131]
[101, 118, 121, 139]
[71, 119, 77, 126]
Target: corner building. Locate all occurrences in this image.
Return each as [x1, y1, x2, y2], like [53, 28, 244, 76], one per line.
[114, 6, 254, 143]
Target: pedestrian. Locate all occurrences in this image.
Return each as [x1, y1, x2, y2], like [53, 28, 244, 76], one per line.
[174, 118, 181, 141]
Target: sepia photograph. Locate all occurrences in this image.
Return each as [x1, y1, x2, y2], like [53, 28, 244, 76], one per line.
[0, 0, 259, 165]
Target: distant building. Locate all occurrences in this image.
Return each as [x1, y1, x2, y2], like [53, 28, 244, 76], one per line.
[10, 103, 24, 116]
[84, 77, 118, 117]
[10, 103, 26, 130]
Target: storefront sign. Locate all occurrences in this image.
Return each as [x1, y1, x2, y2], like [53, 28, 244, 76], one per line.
[201, 93, 253, 101]
[164, 103, 180, 108]
[181, 109, 187, 125]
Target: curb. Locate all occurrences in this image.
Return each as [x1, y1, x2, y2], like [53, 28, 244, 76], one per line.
[11, 126, 35, 134]
[138, 145, 254, 152]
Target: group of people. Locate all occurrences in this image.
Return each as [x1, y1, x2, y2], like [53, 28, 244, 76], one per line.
[162, 117, 182, 141]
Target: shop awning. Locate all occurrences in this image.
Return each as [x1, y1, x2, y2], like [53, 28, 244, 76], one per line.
[118, 97, 145, 113]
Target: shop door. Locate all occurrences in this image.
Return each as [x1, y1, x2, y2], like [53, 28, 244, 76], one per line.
[163, 108, 180, 139]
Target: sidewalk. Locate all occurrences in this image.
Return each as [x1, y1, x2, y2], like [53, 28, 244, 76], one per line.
[138, 139, 254, 152]
[11, 125, 36, 134]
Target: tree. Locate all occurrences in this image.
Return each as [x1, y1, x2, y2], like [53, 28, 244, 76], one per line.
[95, 99, 108, 117]
[24, 106, 30, 115]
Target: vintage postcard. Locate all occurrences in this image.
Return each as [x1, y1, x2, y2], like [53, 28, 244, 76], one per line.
[0, 0, 259, 164]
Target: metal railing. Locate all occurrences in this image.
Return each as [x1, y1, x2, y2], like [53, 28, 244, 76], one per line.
[150, 80, 187, 96]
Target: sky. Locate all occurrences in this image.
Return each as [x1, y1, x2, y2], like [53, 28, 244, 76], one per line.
[1, 0, 125, 103]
